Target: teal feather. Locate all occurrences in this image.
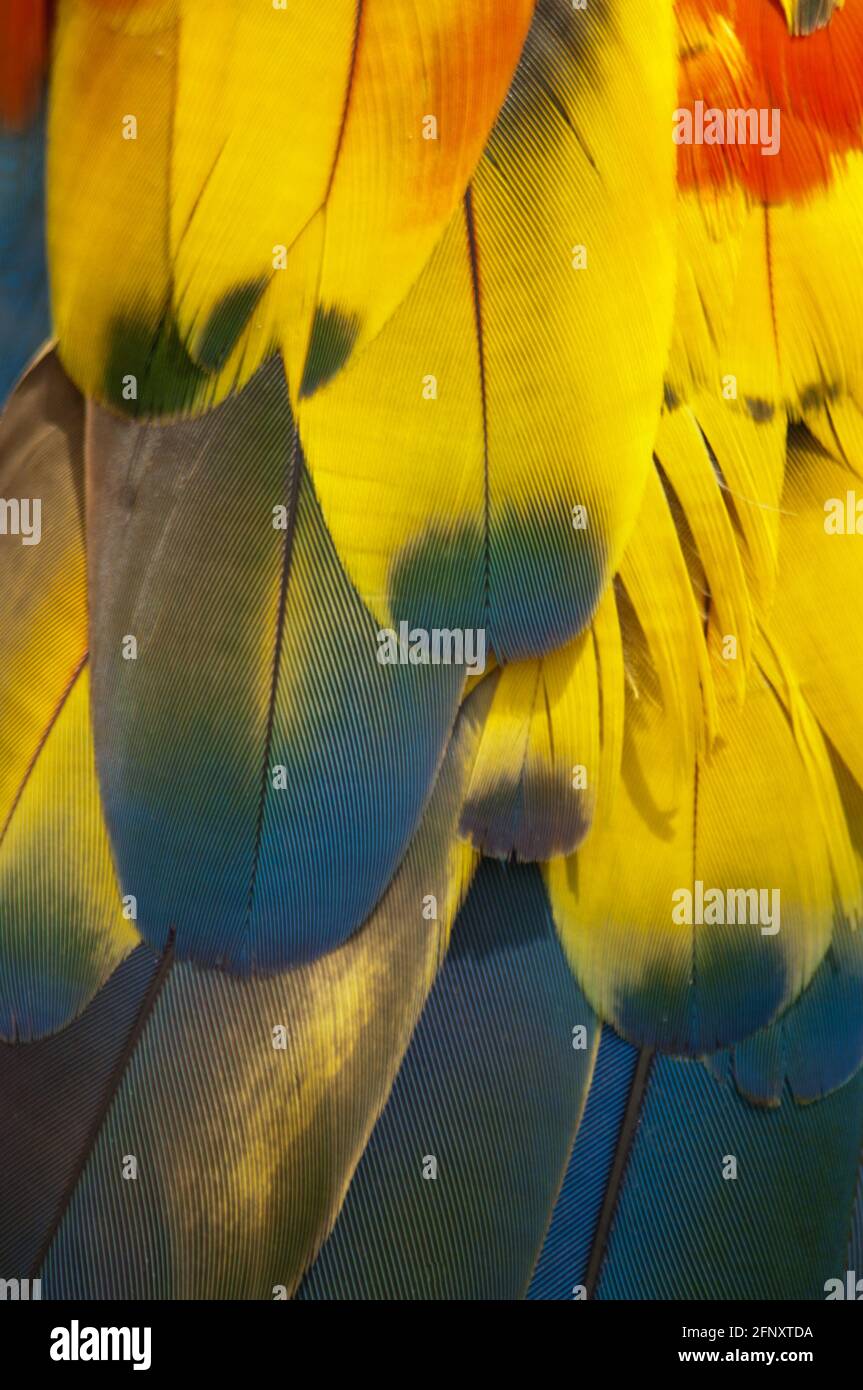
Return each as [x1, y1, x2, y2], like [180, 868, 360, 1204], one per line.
[87, 356, 463, 970]
[298, 861, 599, 1300]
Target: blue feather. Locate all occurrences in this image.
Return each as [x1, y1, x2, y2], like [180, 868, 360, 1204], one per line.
[0, 107, 50, 404]
[0, 944, 162, 1277]
[298, 860, 599, 1299]
[528, 1026, 639, 1299]
[594, 1053, 863, 1299]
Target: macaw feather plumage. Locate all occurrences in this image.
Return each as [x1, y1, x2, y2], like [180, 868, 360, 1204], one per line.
[48, 0, 535, 413]
[1, 0, 863, 1301]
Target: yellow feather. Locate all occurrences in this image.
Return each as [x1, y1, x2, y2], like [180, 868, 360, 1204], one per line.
[48, 0, 533, 414]
[0, 352, 138, 1039]
[545, 669, 836, 1053]
[618, 466, 717, 770]
[654, 403, 753, 697]
[297, 0, 677, 660]
[459, 635, 599, 860]
[772, 430, 863, 794]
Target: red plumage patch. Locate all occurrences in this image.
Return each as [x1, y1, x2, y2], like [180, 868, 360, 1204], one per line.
[0, 0, 50, 130]
[677, 0, 863, 201]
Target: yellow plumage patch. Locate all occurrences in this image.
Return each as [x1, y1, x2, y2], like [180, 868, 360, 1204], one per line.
[459, 635, 600, 861]
[671, 157, 863, 425]
[654, 403, 753, 697]
[771, 431, 863, 794]
[545, 669, 838, 1054]
[298, 0, 677, 662]
[0, 349, 88, 825]
[618, 466, 717, 771]
[0, 353, 138, 1040]
[48, 0, 534, 415]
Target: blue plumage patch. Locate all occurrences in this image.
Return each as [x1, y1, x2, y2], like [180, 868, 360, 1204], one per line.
[0, 107, 50, 404]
